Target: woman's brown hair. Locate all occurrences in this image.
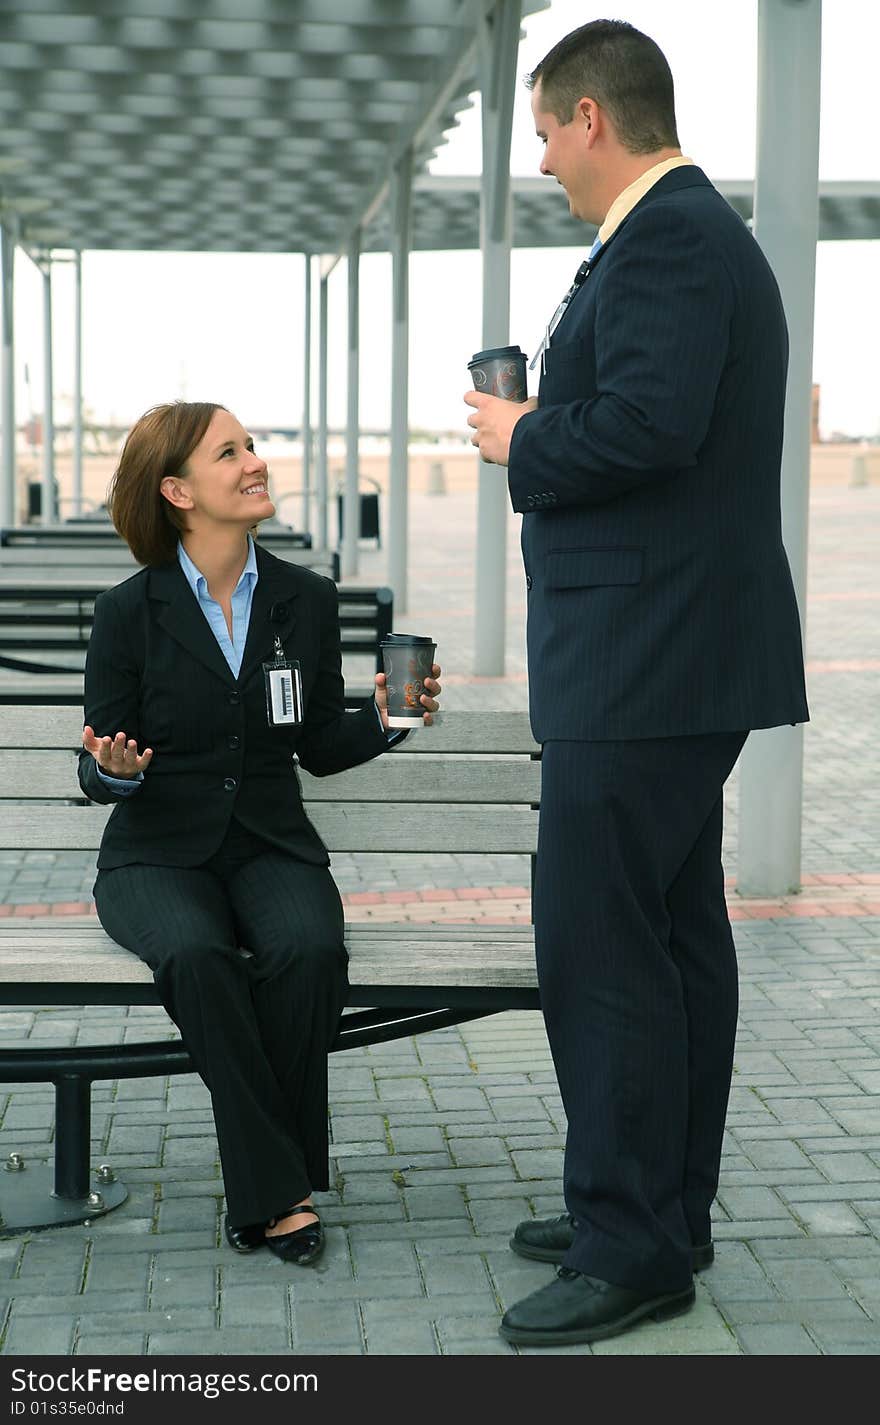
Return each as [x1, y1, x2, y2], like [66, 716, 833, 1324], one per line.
[108, 401, 225, 566]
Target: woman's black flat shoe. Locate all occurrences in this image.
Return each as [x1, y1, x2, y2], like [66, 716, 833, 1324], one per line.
[265, 1205, 325, 1265]
[224, 1216, 267, 1253]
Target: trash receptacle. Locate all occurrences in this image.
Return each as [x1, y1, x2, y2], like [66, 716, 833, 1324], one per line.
[27, 480, 60, 522]
[335, 478, 381, 547]
[426, 461, 447, 495]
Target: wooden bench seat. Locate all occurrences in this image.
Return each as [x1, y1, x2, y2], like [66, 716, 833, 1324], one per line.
[1, 523, 313, 550]
[0, 923, 538, 1005]
[0, 707, 540, 1235]
[0, 542, 340, 579]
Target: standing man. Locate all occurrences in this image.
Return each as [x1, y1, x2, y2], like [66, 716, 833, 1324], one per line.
[465, 20, 808, 1347]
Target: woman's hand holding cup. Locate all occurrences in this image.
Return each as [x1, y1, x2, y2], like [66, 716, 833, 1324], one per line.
[374, 656, 442, 731]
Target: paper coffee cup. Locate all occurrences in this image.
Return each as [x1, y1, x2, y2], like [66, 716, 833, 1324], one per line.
[468, 345, 528, 401]
[380, 633, 436, 728]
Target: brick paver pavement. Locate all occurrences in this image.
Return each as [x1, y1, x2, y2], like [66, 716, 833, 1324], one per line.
[0, 474, 878, 1356]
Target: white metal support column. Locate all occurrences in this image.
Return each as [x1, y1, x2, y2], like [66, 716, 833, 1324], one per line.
[0, 224, 15, 528]
[40, 254, 56, 524]
[388, 147, 413, 613]
[342, 228, 361, 579]
[301, 256, 312, 536]
[316, 264, 330, 551]
[474, 0, 521, 674]
[72, 250, 83, 517]
[738, 0, 821, 896]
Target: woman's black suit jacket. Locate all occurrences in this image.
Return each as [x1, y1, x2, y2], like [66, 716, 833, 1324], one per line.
[77, 543, 393, 870]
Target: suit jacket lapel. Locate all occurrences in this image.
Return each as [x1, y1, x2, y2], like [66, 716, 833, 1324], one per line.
[238, 544, 300, 687]
[148, 561, 236, 687]
[590, 165, 713, 271]
[559, 168, 713, 330]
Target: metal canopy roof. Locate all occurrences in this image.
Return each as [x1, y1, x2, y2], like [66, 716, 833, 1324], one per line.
[0, 0, 546, 255]
[1, 3, 877, 257]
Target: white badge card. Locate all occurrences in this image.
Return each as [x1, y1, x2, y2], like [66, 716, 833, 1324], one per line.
[263, 657, 303, 727]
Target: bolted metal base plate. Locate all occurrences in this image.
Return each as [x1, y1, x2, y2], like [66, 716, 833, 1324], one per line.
[0, 1165, 128, 1237]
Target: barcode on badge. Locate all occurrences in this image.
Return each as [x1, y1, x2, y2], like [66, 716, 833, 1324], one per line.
[270, 668, 297, 724]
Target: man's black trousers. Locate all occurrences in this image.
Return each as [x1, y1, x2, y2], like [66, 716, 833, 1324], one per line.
[534, 732, 748, 1294]
[94, 820, 348, 1229]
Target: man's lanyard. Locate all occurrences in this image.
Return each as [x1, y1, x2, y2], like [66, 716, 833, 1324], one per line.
[530, 238, 603, 373]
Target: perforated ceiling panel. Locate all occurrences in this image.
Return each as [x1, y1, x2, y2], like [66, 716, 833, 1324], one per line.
[0, 0, 544, 253]
[0, 4, 874, 256]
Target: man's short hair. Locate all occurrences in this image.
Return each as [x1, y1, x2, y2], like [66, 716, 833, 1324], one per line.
[527, 19, 679, 155]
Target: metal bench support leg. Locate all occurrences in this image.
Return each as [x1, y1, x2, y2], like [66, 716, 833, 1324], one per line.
[0, 1074, 128, 1237]
[54, 1073, 93, 1199]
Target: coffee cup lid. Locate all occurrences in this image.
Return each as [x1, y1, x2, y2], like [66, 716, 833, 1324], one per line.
[381, 632, 434, 645]
[468, 345, 524, 367]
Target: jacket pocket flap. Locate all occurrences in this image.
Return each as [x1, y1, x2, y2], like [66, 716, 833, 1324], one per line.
[543, 338, 591, 368]
[546, 547, 644, 589]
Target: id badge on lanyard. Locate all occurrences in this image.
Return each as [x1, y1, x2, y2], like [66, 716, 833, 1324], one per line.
[263, 635, 303, 727]
[530, 258, 592, 374]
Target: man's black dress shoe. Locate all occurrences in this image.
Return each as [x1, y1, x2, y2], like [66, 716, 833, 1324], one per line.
[224, 1216, 266, 1253]
[499, 1268, 695, 1346]
[510, 1212, 714, 1273]
[265, 1205, 325, 1266]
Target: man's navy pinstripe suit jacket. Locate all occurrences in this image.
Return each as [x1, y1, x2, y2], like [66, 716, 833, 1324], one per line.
[508, 165, 809, 743]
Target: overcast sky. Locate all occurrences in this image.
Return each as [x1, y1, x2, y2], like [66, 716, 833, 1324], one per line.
[11, 0, 880, 439]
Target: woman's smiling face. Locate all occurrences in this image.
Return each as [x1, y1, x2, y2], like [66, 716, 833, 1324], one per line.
[160, 408, 275, 530]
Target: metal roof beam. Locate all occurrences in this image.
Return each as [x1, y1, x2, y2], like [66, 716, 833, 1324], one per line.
[0, 69, 425, 102]
[0, 103, 400, 139]
[0, 86, 421, 127]
[0, 42, 438, 83]
[2, 0, 471, 27]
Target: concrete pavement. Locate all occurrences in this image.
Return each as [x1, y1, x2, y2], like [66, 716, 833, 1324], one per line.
[0, 473, 878, 1356]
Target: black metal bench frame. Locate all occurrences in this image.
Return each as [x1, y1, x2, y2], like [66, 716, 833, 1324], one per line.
[0, 981, 537, 1237]
[1, 525, 313, 549]
[0, 584, 392, 704]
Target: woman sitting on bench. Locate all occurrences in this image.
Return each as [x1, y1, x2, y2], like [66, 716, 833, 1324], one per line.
[78, 401, 441, 1265]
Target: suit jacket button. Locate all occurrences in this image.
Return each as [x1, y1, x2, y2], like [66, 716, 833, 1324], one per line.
[526, 495, 536, 508]
[526, 575, 533, 590]
[228, 691, 240, 705]
[228, 735, 241, 750]
[223, 777, 237, 792]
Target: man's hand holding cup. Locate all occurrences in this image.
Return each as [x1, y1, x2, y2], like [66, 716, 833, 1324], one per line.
[465, 344, 537, 466]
